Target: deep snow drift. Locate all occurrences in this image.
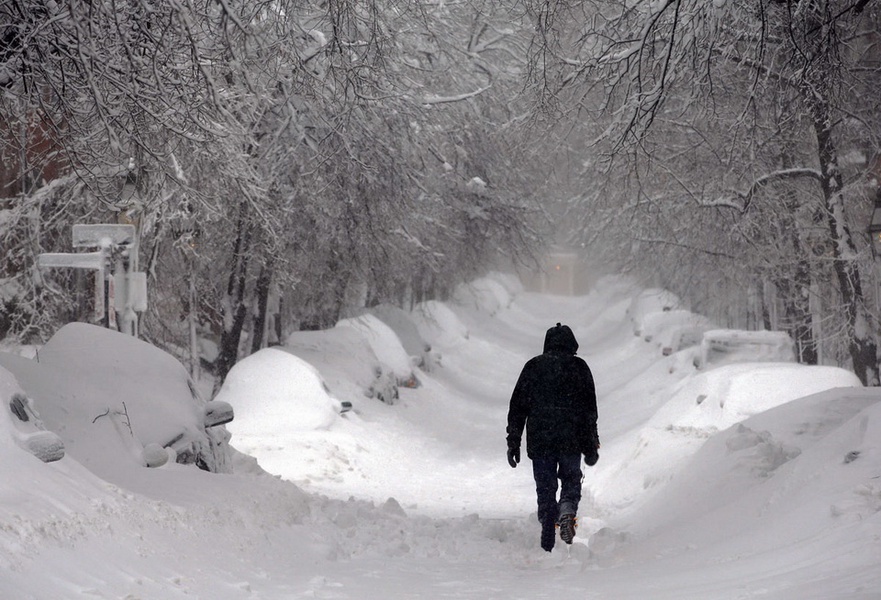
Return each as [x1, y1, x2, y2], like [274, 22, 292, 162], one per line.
[1, 273, 879, 599]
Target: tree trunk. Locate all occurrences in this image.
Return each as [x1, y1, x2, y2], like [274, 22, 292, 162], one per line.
[777, 268, 818, 365]
[778, 146, 818, 365]
[273, 295, 284, 346]
[759, 280, 773, 331]
[250, 263, 273, 354]
[213, 205, 252, 393]
[792, 262, 818, 365]
[188, 260, 200, 380]
[812, 100, 877, 384]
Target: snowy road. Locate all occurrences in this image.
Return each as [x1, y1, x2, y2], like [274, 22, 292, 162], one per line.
[2, 275, 880, 598]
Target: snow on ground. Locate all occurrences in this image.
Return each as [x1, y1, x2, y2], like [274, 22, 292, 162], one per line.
[1, 273, 880, 599]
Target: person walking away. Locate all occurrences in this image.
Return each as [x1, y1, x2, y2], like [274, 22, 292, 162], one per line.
[506, 322, 599, 552]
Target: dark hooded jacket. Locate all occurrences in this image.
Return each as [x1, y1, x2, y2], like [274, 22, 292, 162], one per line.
[506, 323, 598, 459]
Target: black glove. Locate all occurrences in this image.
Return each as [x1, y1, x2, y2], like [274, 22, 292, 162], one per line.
[584, 425, 600, 466]
[584, 446, 599, 467]
[507, 446, 520, 468]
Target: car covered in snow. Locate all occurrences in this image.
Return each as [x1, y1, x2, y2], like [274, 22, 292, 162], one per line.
[217, 346, 351, 441]
[365, 303, 438, 373]
[639, 310, 716, 356]
[626, 288, 683, 337]
[0, 323, 234, 476]
[1, 367, 65, 463]
[285, 316, 411, 405]
[698, 329, 796, 369]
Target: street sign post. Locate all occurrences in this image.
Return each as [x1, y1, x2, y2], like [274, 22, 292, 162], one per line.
[37, 252, 105, 270]
[37, 223, 146, 336]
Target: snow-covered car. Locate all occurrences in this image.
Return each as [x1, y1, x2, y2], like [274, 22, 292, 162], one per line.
[639, 310, 716, 356]
[285, 320, 404, 405]
[698, 329, 796, 369]
[366, 303, 437, 373]
[1, 367, 65, 463]
[626, 288, 683, 337]
[218, 346, 350, 443]
[0, 322, 234, 476]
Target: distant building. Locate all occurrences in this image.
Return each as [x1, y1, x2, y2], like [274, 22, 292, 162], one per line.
[0, 113, 67, 199]
[521, 250, 588, 296]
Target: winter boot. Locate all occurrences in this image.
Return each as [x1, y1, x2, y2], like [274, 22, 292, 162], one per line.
[540, 518, 556, 552]
[559, 513, 577, 545]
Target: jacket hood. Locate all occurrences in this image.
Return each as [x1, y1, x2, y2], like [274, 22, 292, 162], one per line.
[543, 323, 579, 354]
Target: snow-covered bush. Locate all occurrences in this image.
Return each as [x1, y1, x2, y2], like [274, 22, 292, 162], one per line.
[368, 365, 400, 405]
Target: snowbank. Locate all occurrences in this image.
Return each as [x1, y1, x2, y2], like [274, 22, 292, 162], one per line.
[614, 387, 881, 570]
[654, 362, 861, 431]
[588, 360, 863, 515]
[2, 274, 880, 599]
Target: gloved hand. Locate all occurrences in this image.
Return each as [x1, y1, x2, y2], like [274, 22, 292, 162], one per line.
[507, 446, 520, 468]
[584, 426, 600, 466]
[584, 446, 599, 467]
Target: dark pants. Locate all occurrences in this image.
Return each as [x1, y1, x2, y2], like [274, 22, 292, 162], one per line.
[532, 454, 583, 525]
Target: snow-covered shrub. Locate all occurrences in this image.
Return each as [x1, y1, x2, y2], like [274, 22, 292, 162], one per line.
[0, 281, 36, 343]
[367, 365, 399, 405]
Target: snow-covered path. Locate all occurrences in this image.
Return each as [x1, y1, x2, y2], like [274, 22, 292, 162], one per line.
[2, 275, 880, 599]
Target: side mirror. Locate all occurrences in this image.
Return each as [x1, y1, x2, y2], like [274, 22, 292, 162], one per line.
[9, 393, 30, 422]
[203, 401, 234, 428]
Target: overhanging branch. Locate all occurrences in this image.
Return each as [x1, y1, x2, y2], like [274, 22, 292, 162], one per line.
[417, 83, 493, 105]
[702, 168, 823, 212]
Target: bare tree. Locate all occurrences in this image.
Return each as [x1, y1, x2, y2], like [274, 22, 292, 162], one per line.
[528, 0, 881, 383]
[1, 0, 547, 395]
